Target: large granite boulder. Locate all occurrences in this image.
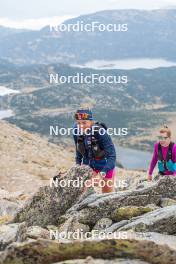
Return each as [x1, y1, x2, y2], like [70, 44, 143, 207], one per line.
[13, 166, 93, 227]
[66, 176, 176, 226]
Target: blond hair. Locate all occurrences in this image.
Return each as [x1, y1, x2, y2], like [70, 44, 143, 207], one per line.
[159, 125, 171, 138]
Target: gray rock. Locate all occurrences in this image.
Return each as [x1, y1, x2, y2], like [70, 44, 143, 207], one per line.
[69, 177, 176, 226]
[13, 166, 93, 227]
[110, 206, 154, 222]
[103, 220, 129, 233]
[0, 222, 27, 251]
[56, 216, 90, 241]
[119, 205, 176, 234]
[1, 237, 176, 264]
[46, 225, 59, 232]
[93, 218, 113, 231]
[0, 200, 19, 217]
[55, 257, 150, 264]
[160, 198, 176, 207]
[26, 226, 49, 239]
[131, 232, 176, 251]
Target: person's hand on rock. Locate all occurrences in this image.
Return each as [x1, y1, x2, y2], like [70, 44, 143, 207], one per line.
[147, 175, 152, 181]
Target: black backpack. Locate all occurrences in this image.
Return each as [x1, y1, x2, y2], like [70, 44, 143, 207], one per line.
[94, 121, 108, 131]
[158, 142, 174, 171]
[76, 122, 107, 159]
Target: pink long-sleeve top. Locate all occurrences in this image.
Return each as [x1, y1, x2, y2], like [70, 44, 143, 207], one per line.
[149, 142, 176, 176]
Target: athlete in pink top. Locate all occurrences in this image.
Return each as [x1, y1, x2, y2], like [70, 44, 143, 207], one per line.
[148, 126, 176, 181]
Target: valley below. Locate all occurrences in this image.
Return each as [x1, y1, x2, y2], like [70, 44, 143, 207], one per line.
[1, 8, 176, 263]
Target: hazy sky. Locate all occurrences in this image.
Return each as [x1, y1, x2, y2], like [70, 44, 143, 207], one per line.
[0, 0, 176, 29]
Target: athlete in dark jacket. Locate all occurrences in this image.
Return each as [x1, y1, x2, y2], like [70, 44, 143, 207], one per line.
[73, 109, 116, 193]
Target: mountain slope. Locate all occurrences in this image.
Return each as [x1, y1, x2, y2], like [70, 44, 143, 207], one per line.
[0, 26, 27, 38]
[1, 61, 175, 150]
[0, 121, 74, 194]
[0, 9, 176, 64]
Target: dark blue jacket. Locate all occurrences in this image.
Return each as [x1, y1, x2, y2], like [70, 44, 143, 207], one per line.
[73, 123, 116, 173]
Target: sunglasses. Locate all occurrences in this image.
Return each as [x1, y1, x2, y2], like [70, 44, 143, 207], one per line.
[75, 113, 91, 120]
[158, 136, 169, 141]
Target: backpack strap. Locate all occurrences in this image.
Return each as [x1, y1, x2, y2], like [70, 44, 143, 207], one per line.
[158, 143, 167, 171]
[77, 135, 86, 156]
[90, 123, 106, 159]
[158, 143, 163, 161]
[158, 142, 175, 172]
[166, 142, 175, 161]
[94, 122, 107, 131]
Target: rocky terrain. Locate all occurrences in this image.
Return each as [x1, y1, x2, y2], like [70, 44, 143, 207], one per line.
[0, 164, 176, 264]
[0, 120, 74, 194]
[0, 121, 175, 264]
[1, 7, 176, 264]
[0, 119, 146, 195]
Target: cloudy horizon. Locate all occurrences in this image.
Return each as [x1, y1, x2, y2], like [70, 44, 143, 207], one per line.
[0, 0, 176, 30]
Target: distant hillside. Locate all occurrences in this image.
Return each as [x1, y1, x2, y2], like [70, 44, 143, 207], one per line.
[0, 61, 175, 150]
[0, 26, 27, 38]
[0, 120, 74, 194]
[0, 9, 176, 64]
